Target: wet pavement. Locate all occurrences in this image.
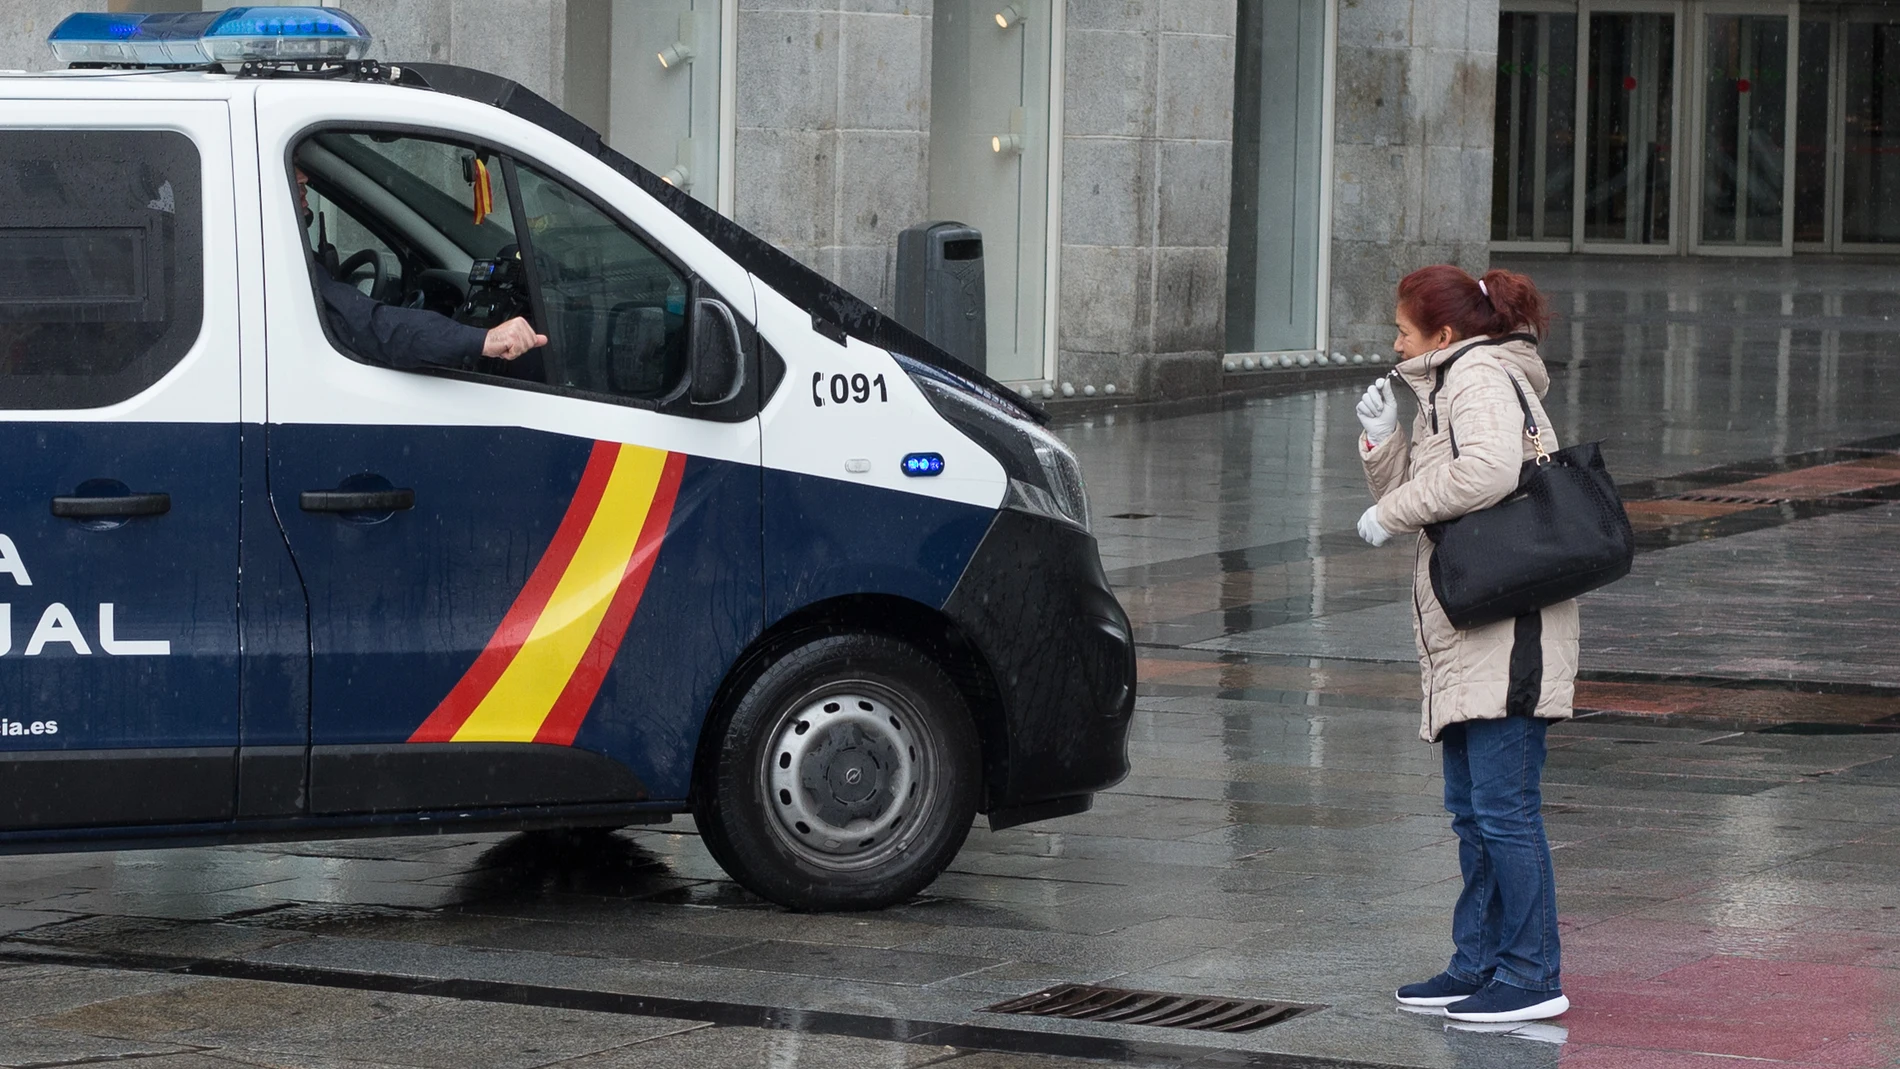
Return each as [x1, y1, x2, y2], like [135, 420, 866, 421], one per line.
[4, 256, 1900, 1068]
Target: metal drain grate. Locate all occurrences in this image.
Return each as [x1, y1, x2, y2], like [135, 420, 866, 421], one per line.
[985, 984, 1321, 1033]
[1675, 492, 1791, 504]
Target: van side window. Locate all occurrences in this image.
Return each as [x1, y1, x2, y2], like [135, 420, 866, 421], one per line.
[0, 130, 203, 410]
[512, 162, 690, 400]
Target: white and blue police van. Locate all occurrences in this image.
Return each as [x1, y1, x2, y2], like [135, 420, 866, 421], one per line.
[0, 7, 1133, 911]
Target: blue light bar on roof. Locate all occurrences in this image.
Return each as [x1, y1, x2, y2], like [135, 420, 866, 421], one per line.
[47, 6, 371, 67]
[201, 7, 372, 64]
[47, 11, 221, 66]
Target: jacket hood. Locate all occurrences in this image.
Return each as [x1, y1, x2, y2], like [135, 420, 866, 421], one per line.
[1396, 331, 1549, 398]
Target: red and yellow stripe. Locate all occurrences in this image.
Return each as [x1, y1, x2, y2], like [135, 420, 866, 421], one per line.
[411, 441, 686, 746]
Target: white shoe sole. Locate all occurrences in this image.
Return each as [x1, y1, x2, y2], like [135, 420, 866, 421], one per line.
[1395, 992, 1469, 1007]
[1445, 994, 1569, 1023]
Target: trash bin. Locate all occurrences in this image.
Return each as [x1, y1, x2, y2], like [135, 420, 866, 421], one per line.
[895, 221, 986, 374]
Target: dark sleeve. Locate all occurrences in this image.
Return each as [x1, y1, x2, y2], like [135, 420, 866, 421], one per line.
[316, 274, 487, 371]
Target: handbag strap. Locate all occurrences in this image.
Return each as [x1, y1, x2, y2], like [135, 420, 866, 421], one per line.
[1428, 333, 1549, 462]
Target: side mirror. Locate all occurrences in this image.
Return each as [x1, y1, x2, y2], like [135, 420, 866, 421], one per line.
[690, 296, 745, 406]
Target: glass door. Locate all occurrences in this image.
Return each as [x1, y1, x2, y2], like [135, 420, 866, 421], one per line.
[1493, 6, 1579, 249]
[927, 0, 1057, 384]
[561, 1, 732, 212]
[1227, 0, 1330, 353]
[1690, 2, 1798, 253]
[1577, 3, 1681, 252]
[1838, 4, 1900, 248]
[1792, 9, 1834, 248]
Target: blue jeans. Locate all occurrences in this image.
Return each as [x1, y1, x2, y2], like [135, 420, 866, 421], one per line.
[1441, 716, 1562, 992]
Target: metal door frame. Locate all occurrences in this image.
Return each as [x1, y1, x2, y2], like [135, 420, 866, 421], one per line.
[1574, 0, 1689, 255]
[1684, 0, 1799, 256]
[1831, 3, 1900, 252]
[1494, 0, 1578, 253]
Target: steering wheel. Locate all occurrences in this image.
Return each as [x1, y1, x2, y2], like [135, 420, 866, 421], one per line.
[335, 248, 386, 300]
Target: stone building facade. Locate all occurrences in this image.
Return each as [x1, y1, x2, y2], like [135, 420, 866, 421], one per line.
[0, 0, 1500, 401]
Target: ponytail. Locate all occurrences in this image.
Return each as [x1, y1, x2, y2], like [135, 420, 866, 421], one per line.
[1477, 268, 1550, 339]
[1397, 265, 1551, 342]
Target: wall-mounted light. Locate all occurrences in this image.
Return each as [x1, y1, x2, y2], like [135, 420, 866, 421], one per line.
[657, 42, 693, 69]
[661, 139, 695, 192]
[657, 12, 697, 71]
[991, 106, 1026, 155]
[994, 4, 1026, 29]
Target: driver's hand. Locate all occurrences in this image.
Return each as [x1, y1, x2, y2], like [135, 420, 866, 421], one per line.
[482, 317, 547, 361]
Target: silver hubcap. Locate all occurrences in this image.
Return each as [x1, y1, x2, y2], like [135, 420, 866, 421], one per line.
[762, 683, 936, 872]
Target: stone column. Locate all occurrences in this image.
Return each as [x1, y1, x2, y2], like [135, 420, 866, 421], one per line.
[1329, 0, 1499, 357]
[731, 2, 932, 312]
[344, 0, 569, 103]
[1, 1, 108, 72]
[1056, 1, 1234, 401]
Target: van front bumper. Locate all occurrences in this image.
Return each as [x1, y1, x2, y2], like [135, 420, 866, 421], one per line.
[943, 509, 1135, 827]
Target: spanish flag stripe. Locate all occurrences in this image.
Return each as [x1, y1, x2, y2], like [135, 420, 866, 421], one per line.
[408, 440, 620, 743]
[448, 444, 669, 742]
[535, 451, 687, 746]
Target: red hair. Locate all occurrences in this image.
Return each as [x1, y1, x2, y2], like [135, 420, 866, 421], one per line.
[1397, 265, 1550, 341]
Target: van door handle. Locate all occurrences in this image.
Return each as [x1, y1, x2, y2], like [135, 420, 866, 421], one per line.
[51, 492, 171, 519]
[300, 489, 415, 512]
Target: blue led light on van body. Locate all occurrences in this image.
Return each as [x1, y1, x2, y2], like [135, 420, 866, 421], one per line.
[901, 453, 945, 477]
[47, 7, 371, 68]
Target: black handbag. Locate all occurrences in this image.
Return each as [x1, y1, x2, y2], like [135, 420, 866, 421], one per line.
[1422, 343, 1635, 630]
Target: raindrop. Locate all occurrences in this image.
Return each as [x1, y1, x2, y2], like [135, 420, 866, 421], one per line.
[779, 752, 791, 769]
[779, 788, 792, 805]
[795, 821, 811, 834]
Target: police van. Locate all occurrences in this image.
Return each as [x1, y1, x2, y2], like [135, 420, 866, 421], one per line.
[0, 8, 1133, 911]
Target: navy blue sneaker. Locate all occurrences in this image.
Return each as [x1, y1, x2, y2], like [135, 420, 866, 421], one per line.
[1394, 972, 1485, 1007]
[1444, 980, 1569, 1022]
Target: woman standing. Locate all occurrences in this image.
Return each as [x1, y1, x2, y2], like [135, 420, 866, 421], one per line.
[1354, 265, 1575, 1024]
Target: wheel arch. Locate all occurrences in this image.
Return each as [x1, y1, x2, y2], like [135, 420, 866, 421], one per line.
[690, 593, 1010, 812]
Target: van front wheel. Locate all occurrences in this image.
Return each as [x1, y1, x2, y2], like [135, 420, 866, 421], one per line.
[694, 634, 979, 911]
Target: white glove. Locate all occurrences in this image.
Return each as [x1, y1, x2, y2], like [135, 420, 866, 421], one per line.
[1357, 504, 1391, 547]
[1355, 379, 1398, 446]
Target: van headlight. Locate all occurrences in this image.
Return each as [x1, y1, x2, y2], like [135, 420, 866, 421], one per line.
[905, 366, 1091, 533]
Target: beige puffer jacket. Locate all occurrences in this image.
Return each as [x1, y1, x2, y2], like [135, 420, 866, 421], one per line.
[1361, 333, 1579, 743]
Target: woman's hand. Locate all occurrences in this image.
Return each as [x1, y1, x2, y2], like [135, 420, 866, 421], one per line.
[1357, 504, 1392, 546]
[1356, 379, 1398, 445]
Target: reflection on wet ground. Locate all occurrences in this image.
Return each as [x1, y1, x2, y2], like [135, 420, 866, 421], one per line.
[2, 258, 1899, 1069]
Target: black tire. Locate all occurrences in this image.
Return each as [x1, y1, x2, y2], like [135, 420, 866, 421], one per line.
[693, 633, 980, 911]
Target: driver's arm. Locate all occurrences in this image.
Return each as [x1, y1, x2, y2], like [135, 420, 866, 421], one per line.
[317, 273, 488, 370]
